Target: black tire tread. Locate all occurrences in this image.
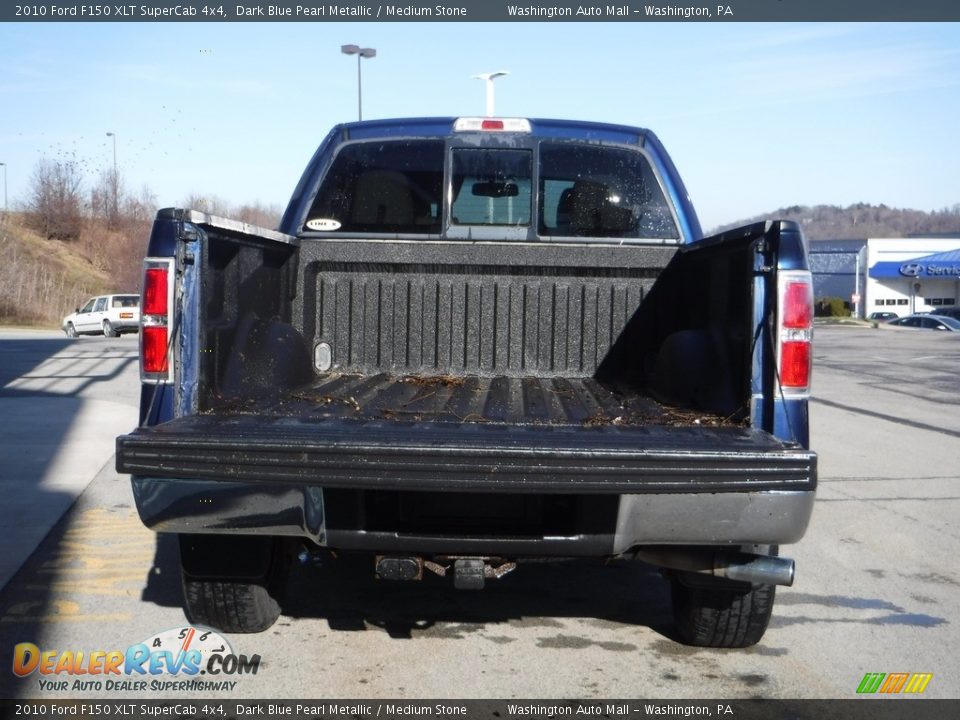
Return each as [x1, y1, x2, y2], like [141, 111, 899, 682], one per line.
[671, 579, 776, 648]
[182, 575, 281, 633]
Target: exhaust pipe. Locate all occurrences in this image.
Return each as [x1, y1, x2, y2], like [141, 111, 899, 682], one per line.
[633, 548, 795, 587]
[722, 553, 795, 586]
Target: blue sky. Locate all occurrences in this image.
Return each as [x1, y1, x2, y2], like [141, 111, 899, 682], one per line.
[1, 21, 959, 231]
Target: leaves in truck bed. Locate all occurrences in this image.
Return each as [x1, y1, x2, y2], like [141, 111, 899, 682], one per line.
[400, 374, 468, 389]
[209, 373, 749, 428]
[286, 390, 362, 413]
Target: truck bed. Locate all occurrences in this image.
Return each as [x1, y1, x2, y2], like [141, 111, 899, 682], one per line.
[119, 218, 816, 497]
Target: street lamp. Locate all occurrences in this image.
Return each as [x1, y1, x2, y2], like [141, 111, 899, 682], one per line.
[473, 71, 509, 116]
[341, 44, 376, 121]
[106, 132, 117, 220]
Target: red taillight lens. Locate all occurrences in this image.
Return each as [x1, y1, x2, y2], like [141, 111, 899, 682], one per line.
[142, 326, 169, 374]
[143, 268, 168, 315]
[481, 119, 505, 131]
[783, 281, 813, 328]
[141, 258, 174, 383]
[780, 341, 811, 388]
[778, 273, 813, 393]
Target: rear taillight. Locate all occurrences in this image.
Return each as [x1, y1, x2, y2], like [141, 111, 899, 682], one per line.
[777, 271, 813, 393]
[141, 258, 174, 383]
[142, 268, 168, 315]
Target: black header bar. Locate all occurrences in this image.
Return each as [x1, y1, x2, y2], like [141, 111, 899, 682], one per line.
[4, 1, 960, 22]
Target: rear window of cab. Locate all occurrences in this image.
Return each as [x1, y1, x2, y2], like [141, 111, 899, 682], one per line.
[303, 139, 679, 240]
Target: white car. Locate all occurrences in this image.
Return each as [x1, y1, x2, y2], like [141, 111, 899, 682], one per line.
[62, 294, 140, 337]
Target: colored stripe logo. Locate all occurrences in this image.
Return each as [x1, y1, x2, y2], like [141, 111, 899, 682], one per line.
[857, 672, 933, 694]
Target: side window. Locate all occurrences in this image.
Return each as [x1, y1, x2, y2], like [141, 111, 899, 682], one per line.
[305, 140, 444, 234]
[80, 299, 96, 313]
[539, 143, 679, 239]
[94, 298, 108, 312]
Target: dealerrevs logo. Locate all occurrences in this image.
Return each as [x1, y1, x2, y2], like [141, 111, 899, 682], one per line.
[12, 626, 261, 693]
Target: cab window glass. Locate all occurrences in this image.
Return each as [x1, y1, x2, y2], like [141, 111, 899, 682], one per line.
[80, 299, 96, 313]
[539, 143, 678, 239]
[450, 149, 532, 226]
[306, 140, 444, 234]
[94, 298, 108, 312]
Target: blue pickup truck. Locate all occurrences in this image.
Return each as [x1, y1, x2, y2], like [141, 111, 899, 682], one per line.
[116, 117, 816, 647]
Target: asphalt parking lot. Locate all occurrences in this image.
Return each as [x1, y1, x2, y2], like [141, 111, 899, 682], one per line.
[0, 324, 957, 700]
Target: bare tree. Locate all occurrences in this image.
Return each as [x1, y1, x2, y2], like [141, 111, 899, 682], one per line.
[182, 192, 231, 215]
[26, 156, 85, 240]
[181, 194, 281, 229]
[234, 202, 283, 229]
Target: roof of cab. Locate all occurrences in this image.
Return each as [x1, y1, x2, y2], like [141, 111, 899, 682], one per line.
[339, 116, 651, 145]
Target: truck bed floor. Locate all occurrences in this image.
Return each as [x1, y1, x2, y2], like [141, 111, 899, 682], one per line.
[210, 373, 743, 429]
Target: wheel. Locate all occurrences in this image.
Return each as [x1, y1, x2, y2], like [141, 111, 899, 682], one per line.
[65, 323, 77, 338]
[669, 545, 780, 648]
[102, 319, 119, 337]
[671, 574, 776, 648]
[178, 535, 291, 633]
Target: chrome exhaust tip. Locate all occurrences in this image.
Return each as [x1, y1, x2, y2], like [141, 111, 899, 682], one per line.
[721, 553, 795, 586]
[633, 548, 795, 587]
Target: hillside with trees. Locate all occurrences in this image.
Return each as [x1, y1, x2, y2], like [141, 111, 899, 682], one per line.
[713, 203, 960, 241]
[0, 156, 281, 329]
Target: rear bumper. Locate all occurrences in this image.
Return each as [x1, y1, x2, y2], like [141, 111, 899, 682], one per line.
[121, 415, 816, 555]
[131, 475, 815, 555]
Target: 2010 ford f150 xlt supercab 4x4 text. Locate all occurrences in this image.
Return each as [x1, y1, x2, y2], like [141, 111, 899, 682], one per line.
[116, 117, 816, 647]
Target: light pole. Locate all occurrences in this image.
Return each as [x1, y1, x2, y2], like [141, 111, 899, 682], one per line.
[0, 162, 7, 214]
[473, 71, 509, 116]
[106, 132, 117, 221]
[341, 44, 376, 121]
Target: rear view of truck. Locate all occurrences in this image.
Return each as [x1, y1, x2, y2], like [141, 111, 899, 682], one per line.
[117, 117, 816, 647]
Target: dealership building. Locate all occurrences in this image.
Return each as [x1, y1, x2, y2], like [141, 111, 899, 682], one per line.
[808, 237, 960, 317]
[862, 238, 960, 317]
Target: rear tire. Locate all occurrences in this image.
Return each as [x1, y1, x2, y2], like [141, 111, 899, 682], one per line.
[179, 535, 290, 633]
[102, 320, 119, 337]
[671, 576, 776, 648]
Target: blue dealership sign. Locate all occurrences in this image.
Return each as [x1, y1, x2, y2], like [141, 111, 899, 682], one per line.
[870, 249, 960, 279]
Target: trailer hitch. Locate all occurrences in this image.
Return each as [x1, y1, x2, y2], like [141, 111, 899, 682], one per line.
[374, 555, 517, 589]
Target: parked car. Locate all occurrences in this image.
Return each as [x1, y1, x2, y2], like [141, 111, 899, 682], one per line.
[63, 294, 140, 337]
[887, 314, 960, 331]
[930, 306, 960, 320]
[867, 311, 899, 321]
